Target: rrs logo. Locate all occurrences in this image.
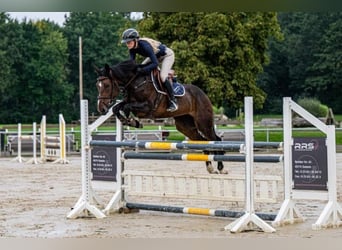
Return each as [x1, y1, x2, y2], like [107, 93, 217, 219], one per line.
[294, 142, 315, 151]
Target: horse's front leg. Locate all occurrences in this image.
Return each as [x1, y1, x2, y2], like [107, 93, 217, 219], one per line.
[120, 101, 151, 128]
[112, 100, 126, 116]
[123, 102, 151, 115]
[111, 100, 131, 123]
[113, 101, 149, 128]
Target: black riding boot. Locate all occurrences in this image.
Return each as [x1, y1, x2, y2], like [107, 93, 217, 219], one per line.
[164, 80, 178, 112]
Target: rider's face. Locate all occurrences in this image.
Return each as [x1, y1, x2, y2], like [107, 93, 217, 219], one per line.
[126, 40, 135, 49]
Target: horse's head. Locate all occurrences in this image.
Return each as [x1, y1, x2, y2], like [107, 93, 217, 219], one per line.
[95, 60, 139, 114]
[95, 63, 120, 114]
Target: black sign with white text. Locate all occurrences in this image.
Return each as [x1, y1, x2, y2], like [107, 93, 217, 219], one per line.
[292, 137, 327, 190]
[91, 135, 117, 181]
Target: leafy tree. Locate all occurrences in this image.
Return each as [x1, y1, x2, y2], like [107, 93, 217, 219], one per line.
[29, 21, 71, 122]
[305, 13, 342, 112]
[0, 13, 13, 95]
[0, 16, 72, 123]
[0, 14, 30, 123]
[256, 36, 290, 114]
[258, 12, 342, 114]
[63, 12, 132, 116]
[138, 12, 282, 110]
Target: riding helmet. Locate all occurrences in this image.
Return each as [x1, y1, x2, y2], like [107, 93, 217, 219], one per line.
[121, 28, 139, 43]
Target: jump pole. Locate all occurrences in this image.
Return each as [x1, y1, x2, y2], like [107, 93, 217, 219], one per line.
[124, 202, 277, 221]
[89, 139, 282, 151]
[121, 152, 282, 163]
[224, 96, 276, 233]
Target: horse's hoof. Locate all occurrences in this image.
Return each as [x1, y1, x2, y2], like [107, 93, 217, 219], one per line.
[206, 166, 220, 174]
[206, 165, 215, 174]
[219, 169, 228, 174]
[119, 110, 127, 119]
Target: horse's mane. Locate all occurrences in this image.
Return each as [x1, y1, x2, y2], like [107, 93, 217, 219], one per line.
[110, 60, 137, 82]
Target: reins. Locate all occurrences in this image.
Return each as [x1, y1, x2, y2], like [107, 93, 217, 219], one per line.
[124, 72, 139, 89]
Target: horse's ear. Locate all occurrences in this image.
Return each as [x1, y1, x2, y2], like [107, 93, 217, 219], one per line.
[104, 64, 111, 74]
[94, 64, 101, 75]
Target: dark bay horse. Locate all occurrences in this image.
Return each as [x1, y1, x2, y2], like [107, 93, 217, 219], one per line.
[95, 60, 226, 174]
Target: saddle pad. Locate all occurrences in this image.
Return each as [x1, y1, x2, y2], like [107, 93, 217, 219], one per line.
[173, 82, 185, 97]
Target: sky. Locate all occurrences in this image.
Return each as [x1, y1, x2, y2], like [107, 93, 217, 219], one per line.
[8, 12, 70, 26]
[7, 12, 142, 26]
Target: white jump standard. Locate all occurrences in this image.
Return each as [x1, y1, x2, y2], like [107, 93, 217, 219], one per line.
[272, 97, 342, 229]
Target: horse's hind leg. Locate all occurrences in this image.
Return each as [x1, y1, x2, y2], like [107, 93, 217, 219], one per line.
[174, 116, 224, 174]
[192, 116, 228, 174]
[213, 137, 227, 174]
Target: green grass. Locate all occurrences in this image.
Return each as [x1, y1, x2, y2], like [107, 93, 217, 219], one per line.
[92, 123, 342, 144]
[1, 116, 342, 147]
[254, 130, 342, 143]
[334, 114, 342, 122]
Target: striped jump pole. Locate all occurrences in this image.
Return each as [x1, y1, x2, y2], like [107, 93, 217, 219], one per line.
[89, 140, 282, 151]
[122, 152, 283, 163]
[124, 202, 277, 221]
[183, 140, 282, 149]
[90, 140, 244, 151]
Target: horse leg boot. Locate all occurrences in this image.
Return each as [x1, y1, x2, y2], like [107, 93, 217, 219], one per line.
[164, 79, 178, 112]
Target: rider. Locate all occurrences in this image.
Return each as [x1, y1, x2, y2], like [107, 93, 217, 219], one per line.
[121, 28, 178, 112]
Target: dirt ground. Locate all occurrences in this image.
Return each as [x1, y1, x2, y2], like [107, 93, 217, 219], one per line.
[1, 154, 342, 239]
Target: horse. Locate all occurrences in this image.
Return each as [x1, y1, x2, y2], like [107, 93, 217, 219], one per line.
[95, 59, 227, 174]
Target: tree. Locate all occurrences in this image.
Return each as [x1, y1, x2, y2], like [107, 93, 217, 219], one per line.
[0, 15, 72, 123]
[138, 12, 282, 110]
[0, 13, 13, 95]
[258, 12, 342, 113]
[305, 13, 342, 112]
[63, 12, 132, 116]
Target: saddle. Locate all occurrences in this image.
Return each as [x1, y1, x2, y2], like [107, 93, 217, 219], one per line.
[150, 69, 185, 97]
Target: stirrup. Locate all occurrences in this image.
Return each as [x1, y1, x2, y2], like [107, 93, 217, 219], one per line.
[167, 101, 178, 112]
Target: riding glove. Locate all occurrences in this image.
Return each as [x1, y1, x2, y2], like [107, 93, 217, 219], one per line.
[137, 67, 147, 75]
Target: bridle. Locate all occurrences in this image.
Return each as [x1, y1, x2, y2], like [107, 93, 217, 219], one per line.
[96, 68, 141, 106]
[96, 76, 116, 102]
